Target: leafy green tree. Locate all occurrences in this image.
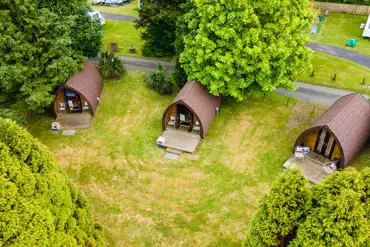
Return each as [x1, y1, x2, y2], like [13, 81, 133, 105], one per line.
[0, 0, 102, 118]
[173, 0, 193, 88]
[145, 63, 174, 95]
[0, 118, 104, 246]
[135, 0, 186, 57]
[179, 0, 313, 100]
[38, 0, 103, 58]
[98, 52, 126, 78]
[244, 170, 310, 247]
[0, 2, 83, 112]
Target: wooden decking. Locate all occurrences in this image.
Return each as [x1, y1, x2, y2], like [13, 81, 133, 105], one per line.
[160, 129, 201, 153]
[283, 153, 336, 183]
[56, 113, 92, 129]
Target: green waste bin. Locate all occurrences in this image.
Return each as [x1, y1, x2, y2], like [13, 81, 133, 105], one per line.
[347, 39, 358, 47]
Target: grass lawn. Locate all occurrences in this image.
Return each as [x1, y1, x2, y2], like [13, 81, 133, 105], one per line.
[89, 0, 139, 17]
[298, 52, 370, 93]
[27, 70, 368, 246]
[102, 20, 144, 57]
[310, 13, 370, 56]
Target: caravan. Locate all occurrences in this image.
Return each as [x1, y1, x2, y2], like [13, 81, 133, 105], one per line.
[362, 15, 370, 38]
[92, 0, 129, 5]
[88, 10, 105, 25]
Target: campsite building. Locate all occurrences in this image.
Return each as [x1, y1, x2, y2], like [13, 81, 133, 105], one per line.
[158, 81, 221, 153]
[284, 93, 370, 183]
[52, 63, 103, 129]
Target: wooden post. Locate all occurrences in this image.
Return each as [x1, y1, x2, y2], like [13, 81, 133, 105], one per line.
[263, 93, 266, 101]
[363, 78, 366, 85]
[286, 99, 290, 107]
[332, 73, 336, 80]
[310, 70, 315, 77]
[312, 106, 315, 115]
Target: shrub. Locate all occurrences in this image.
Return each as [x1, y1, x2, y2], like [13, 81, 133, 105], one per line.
[97, 51, 125, 78]
[145, 63, 174, 95]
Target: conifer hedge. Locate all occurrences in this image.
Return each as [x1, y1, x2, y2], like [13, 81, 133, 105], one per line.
[0, 118, 104, 246]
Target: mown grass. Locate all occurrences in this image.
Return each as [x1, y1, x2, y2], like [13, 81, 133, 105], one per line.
[102, 20, 144, 57]
[310, 13, 370, 56]
[298, 52, 370, 93]
[28, 71, 368, 246]
[89, 0, 139, 17]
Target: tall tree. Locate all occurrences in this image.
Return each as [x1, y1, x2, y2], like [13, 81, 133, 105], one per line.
[179, 0, 313, 100]
[244, 170, 310, 247]
[0, 0, 102, 115]
[38, 0, 103, 58]
[0, 1, 82, 112]
[135, 0, 186, 57]
[0, 118, 104, 246]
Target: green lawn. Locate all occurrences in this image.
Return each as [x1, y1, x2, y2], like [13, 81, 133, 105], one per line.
[102, 20, 144, 57]
[298, 52, 370, 93]
[310, 13, 370, 56]
[89, 0, 139, 17]
[27, 70, 369, 246]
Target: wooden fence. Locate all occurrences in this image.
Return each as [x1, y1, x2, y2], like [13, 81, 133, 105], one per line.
[314, 2, 370, 15]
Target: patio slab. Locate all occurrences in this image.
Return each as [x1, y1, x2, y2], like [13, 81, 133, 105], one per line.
[160, 129, 201, 153]
[283, 154, 335, 183]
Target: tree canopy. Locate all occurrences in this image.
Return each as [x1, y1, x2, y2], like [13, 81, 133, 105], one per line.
[135, 0, 186, 57]
[244, 169, 310, 247]
[0, 118, 104, 246]
[245, 168, 370, 247]
[0, 0, 102, 115]
[179, 0, 313, 100]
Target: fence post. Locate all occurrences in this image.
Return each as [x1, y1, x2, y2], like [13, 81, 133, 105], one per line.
[286, 99, 290, 107]
[332, 73, 336, 81]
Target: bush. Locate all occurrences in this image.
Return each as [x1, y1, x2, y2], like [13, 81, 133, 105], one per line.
[145, 63, 174, 95]
[97, 51, 125, 78]
[0, 104, 27, 125]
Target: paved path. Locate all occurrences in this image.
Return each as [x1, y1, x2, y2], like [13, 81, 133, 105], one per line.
[276, 82, 369, 105]
[90, 56, 368, 105]
[307, 43, 370, 69]
[88, 55, 175, 72]
[101, 12, 138, 22]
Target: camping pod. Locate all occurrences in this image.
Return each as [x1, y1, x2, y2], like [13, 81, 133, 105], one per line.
[294, 93, 370, 169]
[162, 81, 221, 139]
[52, 63, 103, 118]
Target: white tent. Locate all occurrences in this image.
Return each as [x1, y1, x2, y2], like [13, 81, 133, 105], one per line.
[362, 15, 370, 38]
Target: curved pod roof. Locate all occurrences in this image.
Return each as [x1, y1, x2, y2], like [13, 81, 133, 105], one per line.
[162, 81, 221, 138]
[63, 63, 103, 115]
[295, 93, 370, 168]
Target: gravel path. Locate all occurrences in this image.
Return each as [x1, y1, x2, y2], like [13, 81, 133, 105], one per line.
[100, 12, 138, 22]
[307, 43, 370, 69]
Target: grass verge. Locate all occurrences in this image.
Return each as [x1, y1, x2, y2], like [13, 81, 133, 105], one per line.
[89, 0, 139, 17]
[102, 20, 144, 57]
[310, 13, 370, 56]
[298, 52, 370, 93]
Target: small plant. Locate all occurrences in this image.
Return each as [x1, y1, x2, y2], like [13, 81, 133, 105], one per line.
[98, 51, 125, 78]
[145, 63, 174, 95]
